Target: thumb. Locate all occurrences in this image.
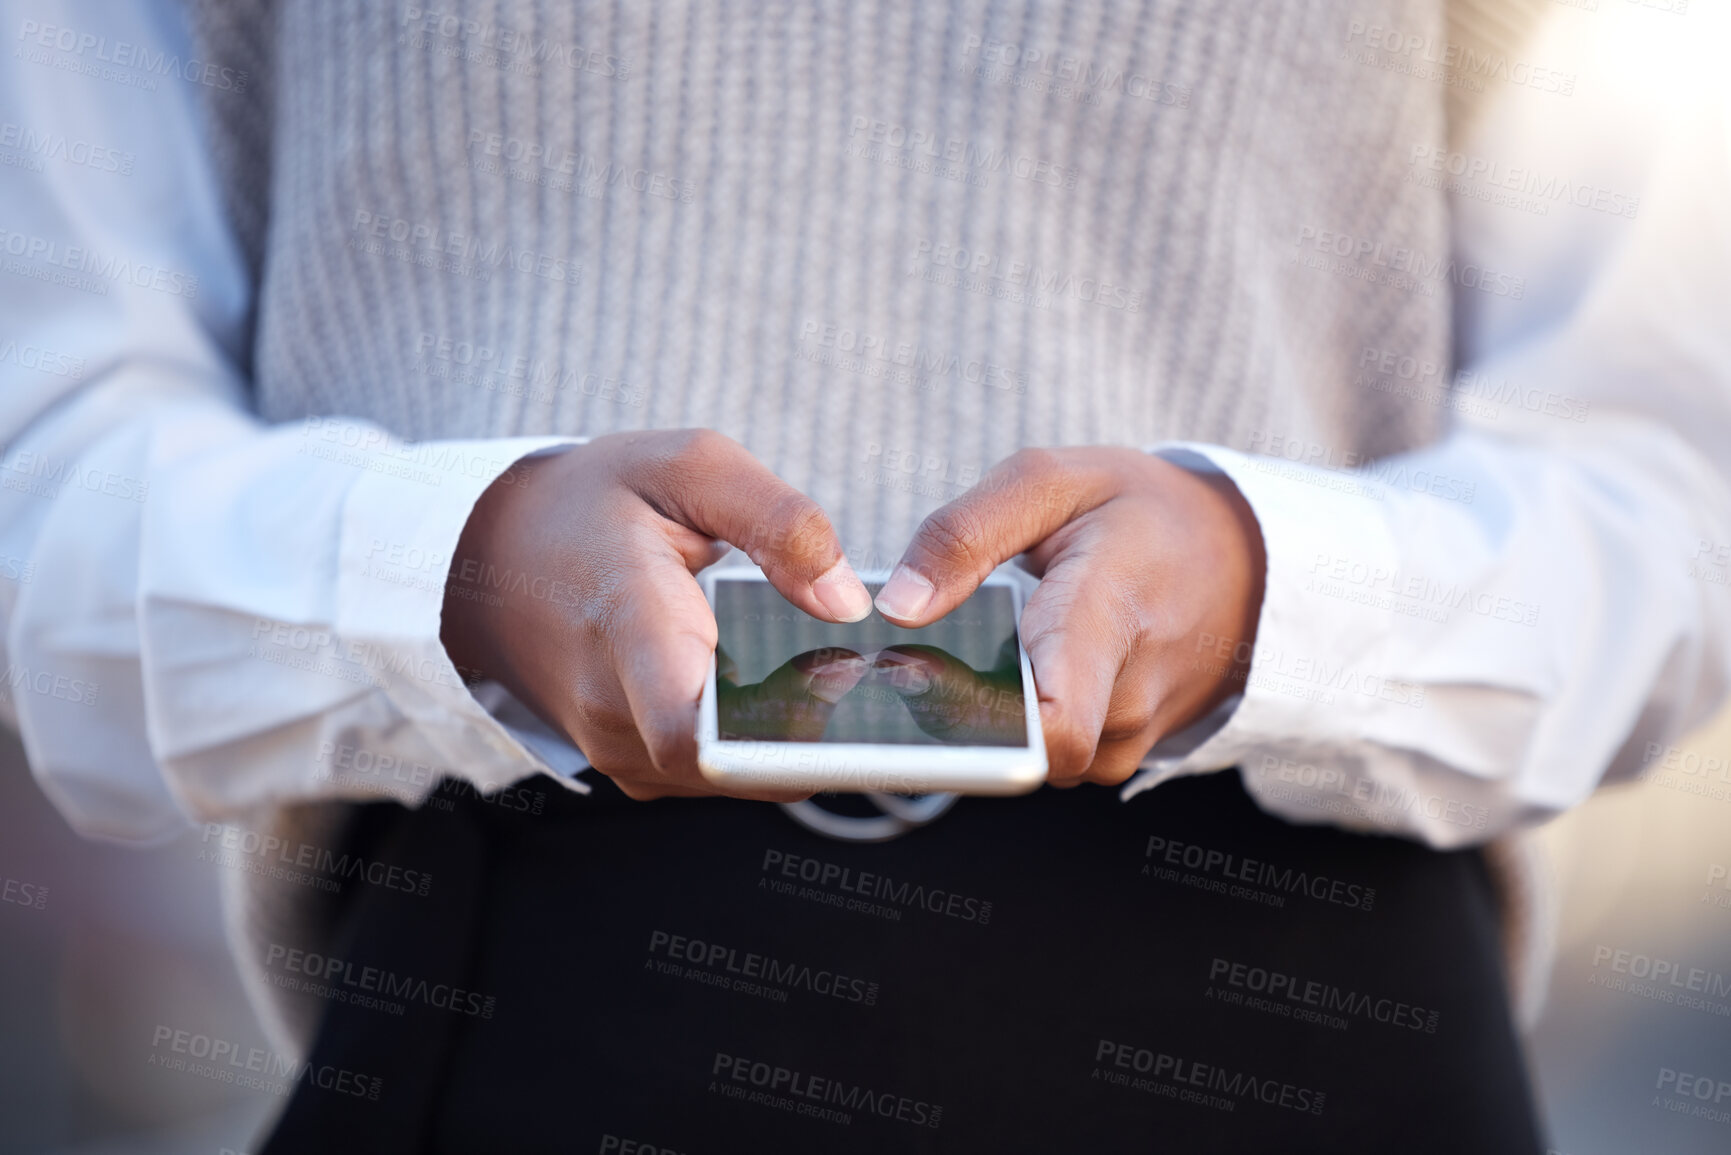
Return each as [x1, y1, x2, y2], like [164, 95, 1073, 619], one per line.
[874, 644, 1027, 745]
[627, 430, 872, 623]
[876, 448, 1110, 626]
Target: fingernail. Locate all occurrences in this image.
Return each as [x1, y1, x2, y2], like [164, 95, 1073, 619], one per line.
[807, 658, 867, 703]
[874, 565, 934, 622]
[813, 559, 874, 622]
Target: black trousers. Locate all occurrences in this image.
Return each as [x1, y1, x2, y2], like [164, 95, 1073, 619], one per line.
[260, 770, 1543, 1154]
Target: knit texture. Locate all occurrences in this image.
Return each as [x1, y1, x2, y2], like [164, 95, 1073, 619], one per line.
[189, 0, 1453, 573]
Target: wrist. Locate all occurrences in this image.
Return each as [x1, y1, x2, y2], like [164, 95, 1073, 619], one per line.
[1159, 457, 1267, 717]
[439, 446, 574, 684]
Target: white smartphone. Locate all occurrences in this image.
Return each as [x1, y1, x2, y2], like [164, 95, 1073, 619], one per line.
[696, 567, 1046, 795]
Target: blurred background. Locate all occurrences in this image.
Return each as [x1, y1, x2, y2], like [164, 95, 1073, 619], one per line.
[4, 703, 1731, 1152]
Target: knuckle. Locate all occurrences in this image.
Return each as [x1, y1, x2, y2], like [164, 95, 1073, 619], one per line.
[583, 739, 647, 777]
[1102, 678, 1162, 744]
[1004, 445, 1065, 482]
[613, 778, 667, 802]
[989, 447, 1063, 504]
[916, 505, 991, 576]
[568, 694, 638, 745]
[614, 568, 714, 645]
[571, 585, 618, 646]
[1088, 754, 1142, 787]
[566, 667, 635, 730]
[764, 494, 834, 566]
[1098, 718, 1145, 745]
[670, 427, 736, 465]
[1106, 581, 1161, 650]
[630, 696, 699, 777]
[634, 428, 740, 488]
[1045, 716, 1096, 779]
[1060, 736, 1097, 777]
[1020, 603, 1073, 656]
[643, 726, 692, 779]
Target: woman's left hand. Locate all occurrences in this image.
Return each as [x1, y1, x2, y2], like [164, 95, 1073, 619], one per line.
[872, 448, 1267, 786]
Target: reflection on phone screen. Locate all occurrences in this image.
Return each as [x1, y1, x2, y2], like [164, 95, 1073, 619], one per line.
[713, 580, 1029, 747]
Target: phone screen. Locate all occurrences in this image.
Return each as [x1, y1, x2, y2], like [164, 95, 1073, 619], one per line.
[711, 578, 1029, 748]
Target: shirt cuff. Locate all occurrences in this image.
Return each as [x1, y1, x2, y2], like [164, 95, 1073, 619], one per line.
[1120, 441, 1404, 801]
[335, 433, 589, 798]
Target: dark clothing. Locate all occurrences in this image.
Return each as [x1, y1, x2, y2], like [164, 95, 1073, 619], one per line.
[262, 771, 1543, 1154]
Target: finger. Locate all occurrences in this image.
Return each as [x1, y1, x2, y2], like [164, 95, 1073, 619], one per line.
[886, 633, 1023, 683]
[1080, 649, 1170, 784]
[566, 686, 661, 783]
[792, 647, 870, 706]
[609, 560, 721, 789]
[610, 779, 715, 800]
[716, 643, 739, 686]
[718, 648, 867, 741]
[613, 776, 817, 804]
[1080, 730, 1160, 787]
[625, 430, 872, 623]
[873, 645, 1026, 745]
[876, 447, 1117, 626]
[1019, 567, 1131, 784]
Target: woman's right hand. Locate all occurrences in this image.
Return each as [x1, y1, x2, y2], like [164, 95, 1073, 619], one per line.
[439, 429, 873, 800]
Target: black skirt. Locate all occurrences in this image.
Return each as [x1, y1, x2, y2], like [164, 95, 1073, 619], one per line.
[260, 770, 1543, 1155]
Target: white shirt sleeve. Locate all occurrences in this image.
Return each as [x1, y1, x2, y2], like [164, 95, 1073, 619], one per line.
[1125, 5, 1731, 847]
[0, 1, 581, 844]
